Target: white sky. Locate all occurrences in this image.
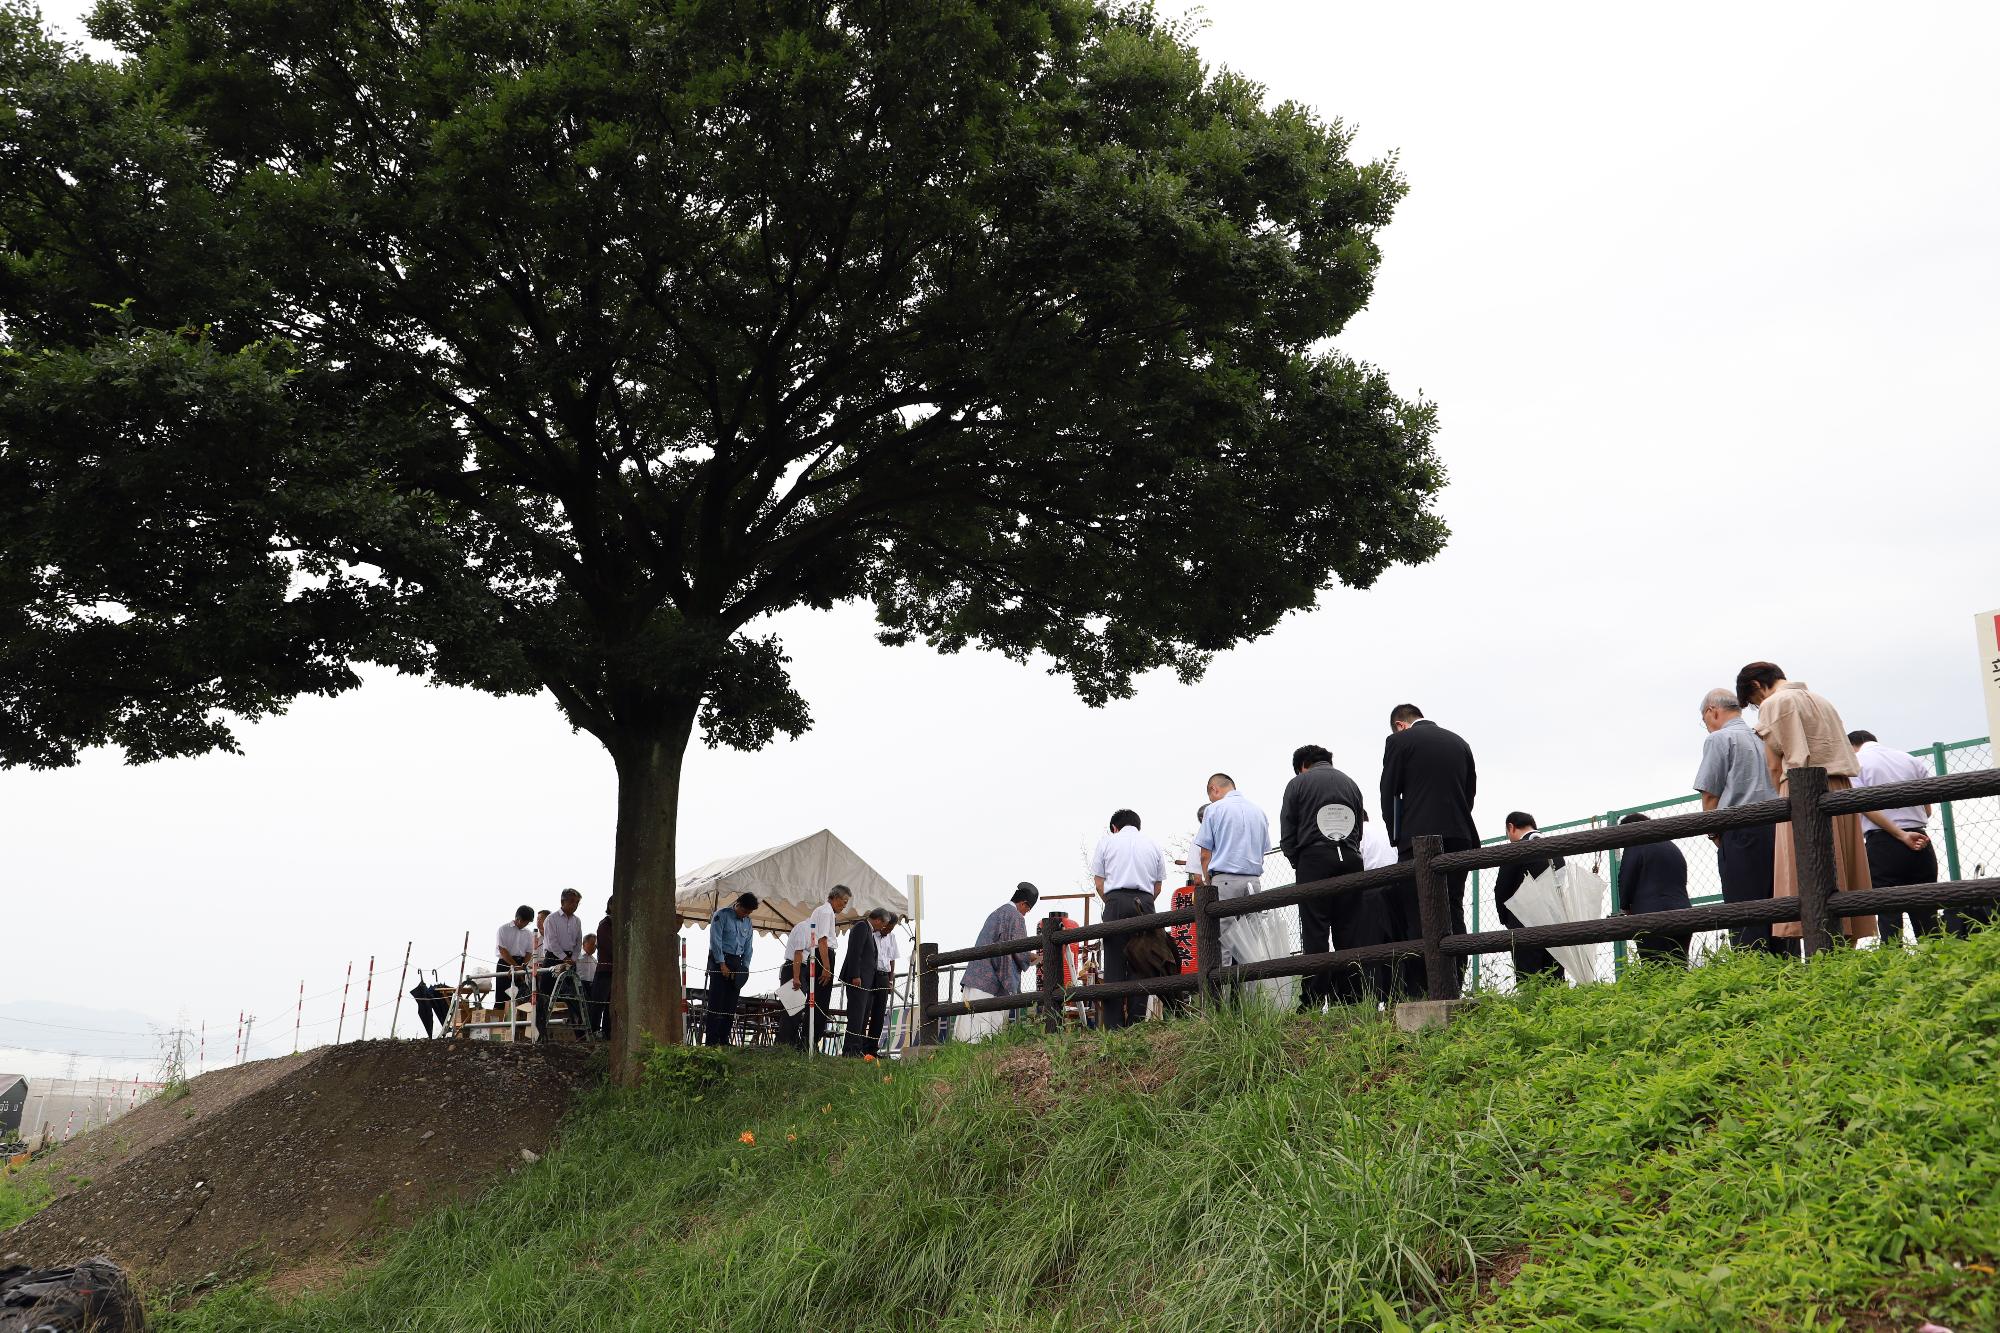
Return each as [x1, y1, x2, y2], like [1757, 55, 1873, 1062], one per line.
[4, 1, 1996, 1079]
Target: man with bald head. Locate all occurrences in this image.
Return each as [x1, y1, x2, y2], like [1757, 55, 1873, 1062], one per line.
[1194, 773, 1271, 985]
[1694, 688, 1793, 957]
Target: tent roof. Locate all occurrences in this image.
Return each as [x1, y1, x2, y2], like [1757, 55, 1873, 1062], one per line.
[674, 829, 906, 936]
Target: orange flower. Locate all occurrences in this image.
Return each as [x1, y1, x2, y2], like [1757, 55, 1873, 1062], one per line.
[738, 1131, 755, 1145]
[862, 1054, 876, 1062]
[786, 1133, 798, 1142]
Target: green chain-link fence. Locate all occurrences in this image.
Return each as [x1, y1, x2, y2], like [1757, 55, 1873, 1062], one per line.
[1465, 735, 1994, 993]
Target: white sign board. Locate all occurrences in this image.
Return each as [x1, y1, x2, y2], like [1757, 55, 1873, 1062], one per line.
[1979, 609, 2000, 756]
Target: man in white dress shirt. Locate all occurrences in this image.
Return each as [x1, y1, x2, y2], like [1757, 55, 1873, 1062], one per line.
[779, 885, 849, 1050]
[1090, 809, 1166, 1030]
[495, 906, 535, 1020]
[533, 888, 586, 1035]
[1848, 731, 1939, 941]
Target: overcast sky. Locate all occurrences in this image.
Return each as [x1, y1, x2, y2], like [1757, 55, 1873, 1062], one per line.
[5, 1, 1996, 1081]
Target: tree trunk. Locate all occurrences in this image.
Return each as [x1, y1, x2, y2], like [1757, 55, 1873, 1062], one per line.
[608, 705, 697, 1085]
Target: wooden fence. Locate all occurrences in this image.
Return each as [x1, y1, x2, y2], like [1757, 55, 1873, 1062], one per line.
[915, 764, 2000, 1037]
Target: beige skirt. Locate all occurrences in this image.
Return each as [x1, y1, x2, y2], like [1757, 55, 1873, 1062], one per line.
[1772, 774, 1876, 940]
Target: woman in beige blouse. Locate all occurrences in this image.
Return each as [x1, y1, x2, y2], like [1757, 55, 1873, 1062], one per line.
[1735, 661, 1875, 941]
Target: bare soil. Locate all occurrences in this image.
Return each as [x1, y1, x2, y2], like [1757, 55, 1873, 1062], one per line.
[0, 1039, 595, 1295]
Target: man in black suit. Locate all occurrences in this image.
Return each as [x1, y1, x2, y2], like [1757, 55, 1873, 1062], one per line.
[838, 911, 883, 1057]
[1379, 703, 1478, 996]
[1490, 812, 1565, 984]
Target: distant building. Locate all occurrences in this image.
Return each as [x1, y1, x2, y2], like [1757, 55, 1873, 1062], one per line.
[0, 1074, 24, 1139]
[17, 1077, 161, 1145]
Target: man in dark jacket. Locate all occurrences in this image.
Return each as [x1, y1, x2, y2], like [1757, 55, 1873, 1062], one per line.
[838, 911, 883, 1056]
[1279, 744, 1387, 1007]
[591, 896, 615, 1040]
[1614, 813, 1693, 965]
[1379, 704, 1478, 994]
[1491, 813, 1565, 984]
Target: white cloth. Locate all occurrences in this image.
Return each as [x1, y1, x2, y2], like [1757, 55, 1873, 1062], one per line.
[1089, 826, 1166, 890]
[1851, 742, 1931, 831]
[1359, 821, 1396, 870]
[1209, 872, 1297, 1010]
[875, 931, 903, 973]
[576, 954, 598, 983]
[496, 922, 534, 962]
[541, 909, 583, 960]
[955, 987, 1006, 1043]
[784, 919, 815, 966]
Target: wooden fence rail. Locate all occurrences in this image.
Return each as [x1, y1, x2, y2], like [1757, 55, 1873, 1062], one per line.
[916, 764, 2000, 1040]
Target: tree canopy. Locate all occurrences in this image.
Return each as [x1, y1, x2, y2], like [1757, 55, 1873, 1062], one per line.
[0, 0, 1446, 1072]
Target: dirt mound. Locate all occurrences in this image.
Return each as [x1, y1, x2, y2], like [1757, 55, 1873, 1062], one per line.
[17, 1050, 325, 1204]
[0, 1040, 595, 1294]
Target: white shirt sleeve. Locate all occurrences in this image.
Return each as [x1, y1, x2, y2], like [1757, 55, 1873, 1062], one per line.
[1088, 835, 1109, 878]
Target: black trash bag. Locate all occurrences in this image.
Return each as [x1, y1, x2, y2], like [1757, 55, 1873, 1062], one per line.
[0, 1258, 147, 1332]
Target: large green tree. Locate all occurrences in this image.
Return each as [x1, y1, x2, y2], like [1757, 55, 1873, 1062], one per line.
[0, 0, 1445, 1077]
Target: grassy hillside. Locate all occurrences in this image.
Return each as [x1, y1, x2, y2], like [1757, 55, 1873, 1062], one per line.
[162, 930, 2000, 1332]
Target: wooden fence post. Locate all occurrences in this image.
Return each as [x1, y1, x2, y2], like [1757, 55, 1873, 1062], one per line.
[1788, 765, 1839, 956]
[1411, 835, 1458, 1001]
[1192, 881, 1221, 1005]
[1038, 913, 1064, 1033]
[916, 943, 940, 1047]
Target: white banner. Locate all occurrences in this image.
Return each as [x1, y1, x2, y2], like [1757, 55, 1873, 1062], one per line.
[1979, 609, 2000, 758]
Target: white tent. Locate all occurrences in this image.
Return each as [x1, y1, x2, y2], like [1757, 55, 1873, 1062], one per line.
[674, 829, 907, 936]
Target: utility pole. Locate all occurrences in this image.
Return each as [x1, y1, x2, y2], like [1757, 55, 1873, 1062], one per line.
[239, 1014, 256, 1064]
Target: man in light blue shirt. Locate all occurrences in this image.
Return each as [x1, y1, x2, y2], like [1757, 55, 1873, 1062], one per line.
[1693, 688, 1793, 958]
[703, 892, 759, 1046]
[1194, 773, 1271, 970]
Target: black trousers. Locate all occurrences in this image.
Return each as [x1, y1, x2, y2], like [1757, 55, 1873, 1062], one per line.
[493, 961, 525, 1018]
[703, 955, 746, 1046]
[589, 968, 613, 1039]
[841, 975, 874, 1056]
[864, 970, 892, 1055]
[1717, 825, 1799, 958]
[1390, 839, 1472, 998]
[1100, 889, 1155, 1030]
[1497, 898, 1562, 983]
[1632, 931, 1694, 967]
[533, 955, 567, 1035]
[1293, 843, 1381, 1006]
[776, 960, 834, 1051]
[1866, 832, 1940, 941]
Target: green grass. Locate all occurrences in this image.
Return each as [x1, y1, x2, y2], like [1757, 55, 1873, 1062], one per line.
[158, 930, 2000, 1332]
[0, 1172, 50, 1229]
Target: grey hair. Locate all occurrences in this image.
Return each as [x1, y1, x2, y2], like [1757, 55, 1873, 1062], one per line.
[1702, 688, 1740, 713]
[866, 908, 893, 925]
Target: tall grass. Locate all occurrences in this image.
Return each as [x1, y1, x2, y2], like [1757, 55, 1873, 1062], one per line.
[161, 930, 2000, 1332]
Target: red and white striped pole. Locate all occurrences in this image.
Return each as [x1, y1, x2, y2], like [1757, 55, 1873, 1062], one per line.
[359, 955, 376, 1040]
[293, 980, 304, 1054]
[528, 946, 540, 1042]
[335, 962, 353, 1043]
[63, 1108, 74, 1141]
[390, 941, 411, 1039]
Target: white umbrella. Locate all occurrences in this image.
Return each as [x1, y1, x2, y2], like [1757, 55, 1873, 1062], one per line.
[1501, 859, 1607, 984]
